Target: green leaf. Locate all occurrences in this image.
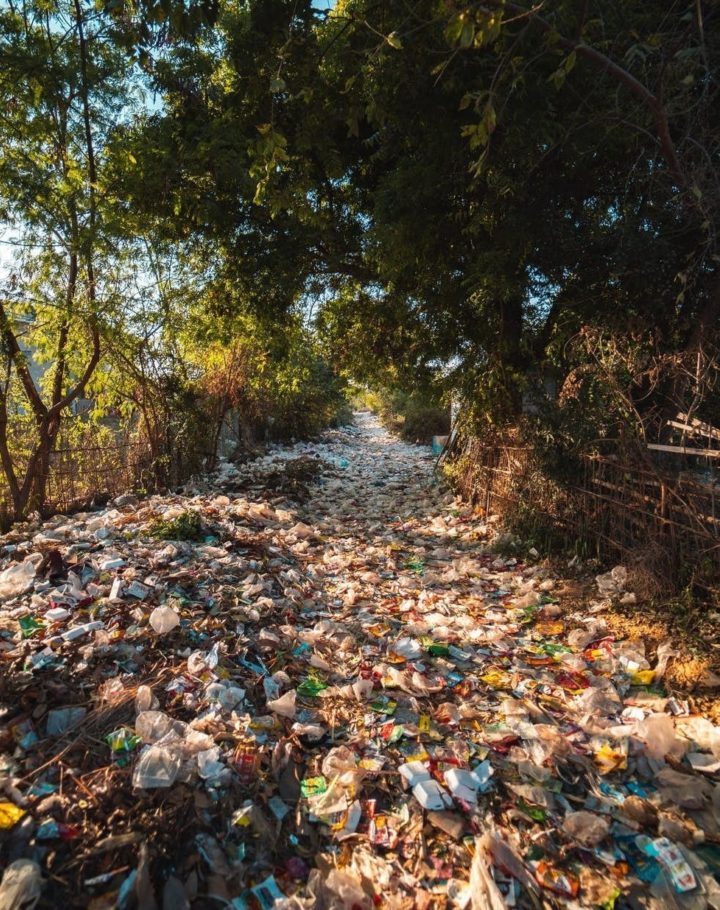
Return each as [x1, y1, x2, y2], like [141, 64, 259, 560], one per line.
[544, 28, 561, 46]
[548, 67, 566, 90]
[459, 21, 475, 49]
[444, 14, 464, 45]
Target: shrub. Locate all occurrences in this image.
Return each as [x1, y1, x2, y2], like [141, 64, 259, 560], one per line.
[362, 387, 450, 444]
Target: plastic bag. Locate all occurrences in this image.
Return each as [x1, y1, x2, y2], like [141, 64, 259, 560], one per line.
[470, 835, 507, 910]
[135, 685, 159, 714]
[46, 707, 87, 736]
[267, 690, 297, 719]
[637, 714, 687, 761]
[149, 605, 180, 634]
[314, 868, 372, 910]
[562, 811, 610, 846]
[133, 746, 182, 788]
[136, 711, 178, 743]
[0, 554, 41, 600]
[0, 860, 42, 910]
[595, 565, 627, 595]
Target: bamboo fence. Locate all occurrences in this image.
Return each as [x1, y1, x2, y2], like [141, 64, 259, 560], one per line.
[453, 437, 719, 592]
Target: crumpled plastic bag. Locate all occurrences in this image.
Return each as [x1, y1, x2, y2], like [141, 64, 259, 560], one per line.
[637, 714, 687, 761]
[132, 745, 183, 789]
[470, 834, 507, 910]
[0, 554, 42, 600]
[653, 639, 678, 681]
[267, 690, 297, 719]
[307, 867, 373, 910]
[0, 860, 42, 910]
[149, 605, 180, 634]
[656, 768, 713, 810]
[595, 565, 627, 595]
[678, 717, 720, 758]
[562, 811, 610, 846]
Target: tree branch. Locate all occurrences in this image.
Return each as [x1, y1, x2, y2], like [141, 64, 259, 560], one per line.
[0, 302, 47, 418]
[491, 1, 692, 194]
[51, 322, 101, 416]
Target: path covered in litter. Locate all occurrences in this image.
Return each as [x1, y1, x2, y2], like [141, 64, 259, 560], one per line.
[1, 412, 720, 909]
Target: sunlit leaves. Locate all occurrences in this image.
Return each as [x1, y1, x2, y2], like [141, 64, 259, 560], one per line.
[444, 7, 504, 50]
[248, 124, 290, 205]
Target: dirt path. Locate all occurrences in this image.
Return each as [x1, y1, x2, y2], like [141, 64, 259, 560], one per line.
[1, 413, 719, 908]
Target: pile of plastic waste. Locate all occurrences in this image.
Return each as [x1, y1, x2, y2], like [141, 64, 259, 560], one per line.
[1, 412, 720, 909]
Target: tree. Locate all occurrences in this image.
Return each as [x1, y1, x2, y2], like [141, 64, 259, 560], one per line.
[81, 0, 720, 438]
[0, 0, 134, 517]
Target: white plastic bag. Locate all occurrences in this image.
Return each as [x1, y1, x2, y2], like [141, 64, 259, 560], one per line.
[0, 554, 41, 600]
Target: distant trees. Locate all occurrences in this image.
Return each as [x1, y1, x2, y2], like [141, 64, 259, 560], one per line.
[0, 0, 347, 520]
[122, 0, 719, 437]
[1, 0, 717, 518]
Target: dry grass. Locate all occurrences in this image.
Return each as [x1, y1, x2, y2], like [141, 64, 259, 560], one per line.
[555, 574, 720, 720]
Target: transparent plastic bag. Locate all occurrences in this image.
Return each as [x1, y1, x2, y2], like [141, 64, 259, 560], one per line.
[0, 554, 41, 600]
[132, 745, 182, 788]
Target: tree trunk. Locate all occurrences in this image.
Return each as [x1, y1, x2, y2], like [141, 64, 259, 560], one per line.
[26, 434, 54, 517]
[0, 399, 21, 520]
[15, 414, 61, 519]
